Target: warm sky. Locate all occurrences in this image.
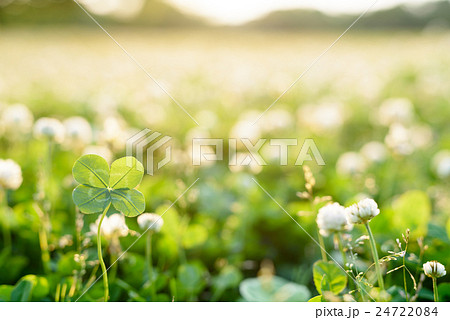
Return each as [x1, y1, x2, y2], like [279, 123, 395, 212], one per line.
[167, 0, 437, 25]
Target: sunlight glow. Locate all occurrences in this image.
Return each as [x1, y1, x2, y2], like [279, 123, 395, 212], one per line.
[167, 0, 434, 25]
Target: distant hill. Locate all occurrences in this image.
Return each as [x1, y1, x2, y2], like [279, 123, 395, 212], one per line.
[244, 1, 450, 30]
[1, 0, 449, 29]
[0, 0, 207, 27]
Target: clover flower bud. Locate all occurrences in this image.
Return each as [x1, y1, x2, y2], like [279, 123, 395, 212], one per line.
[336, 152, 367, 176]
[0, 159, 23, 190]
[316, 203, 352, 236]
[432, 150, 450, 179]
[0, 103, 34, 136]
[34, 117, 65, 143]
[137, 213, 164, 232]
[90, 214, 129, 239]
[63, 116, 92, 147]
[345, 198, 380, 224]
[423, 261, 446, 278]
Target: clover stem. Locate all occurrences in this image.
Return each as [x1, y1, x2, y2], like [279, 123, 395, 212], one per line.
[318, 232, 328, 262]
[432, 277, 439, 302]
[109, 241, 118, 282]
[365, 223, 385, 292]
[45, 138, 54, 211]
[0, 187, 12, 253]
[336, 232, 347, 268]
[98, 203, 111, 302]
[146, 231, 156, 300]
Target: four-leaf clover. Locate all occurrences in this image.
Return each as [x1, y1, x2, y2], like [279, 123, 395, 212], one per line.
[72, 155, 145, 217]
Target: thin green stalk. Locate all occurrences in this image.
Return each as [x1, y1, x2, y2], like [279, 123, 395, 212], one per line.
[32, 203, 51, 273]
[336, 232, 347, 268]
[365, 223, 385, 292]
[98, 203, 111, 302]
[358, 283, 367, 302]
[109, 251, 118, 282]
[337, 232, 360, 297]
[146, 231, 156, 300]
[432, 278, 439, 302]
[55, 283, 61, 302]
[82, 263, 100, 292]
[402, 249, 408, 301]
[109, 238, 120, 282]
[0, 188, 12, 253]
[318, 232, 328, 262]
[46, 138, 53, 190]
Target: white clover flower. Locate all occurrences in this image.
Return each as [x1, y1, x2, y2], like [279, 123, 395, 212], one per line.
[83, 145, 113, 164]
[90, 214, 129, 239]
[63, 116, 92, 147]
[0, 159, 23, 190]
[336, 152, 367, 175]
[377, 98, 414, 126]
[33, 117, 65, 143]
[297, 102, 345, 133]
[384, 123, 414, 155]
[0, 103, 34, 136]
[423, 261, 446, 278]
[228, 152, 263, 174]
[98, 116, 127, 152]
[360, 141, 388, 164]
[230, 119, 261, 140]
[346, 198, 380, 224]
[137, 213, 164, 232]
[229, 110, 262, 140]
[316, 203, 352, 236]
[432, 150, 450, 179]
[260, 109, 293, 132]
[410, 124, 433, 149]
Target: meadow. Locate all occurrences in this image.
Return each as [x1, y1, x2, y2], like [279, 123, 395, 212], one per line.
[0, 27, 449, 302]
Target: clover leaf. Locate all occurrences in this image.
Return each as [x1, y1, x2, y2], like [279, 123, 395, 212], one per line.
[72, 154, 145, 217]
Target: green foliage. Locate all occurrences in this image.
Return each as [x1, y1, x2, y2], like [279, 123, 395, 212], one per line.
[239, 276, 310, 302]
[446, 219, 450, 240]
[182, 224, 208, 249]
[72, 155, 145, 217]
[1, 28, 450, 302]
[392, 190, 431, 238]
[438, 283, 450, 302]
[72, 154, 110, 188]
[313, 261, 347, 295]
[308, 295, 323, 302]
[211, 265, 243, 300]
[10, 275, 49, 302]
[0, 285, 14, 302]
[57, 252, 81, 276]
[176, 262, 208, 300]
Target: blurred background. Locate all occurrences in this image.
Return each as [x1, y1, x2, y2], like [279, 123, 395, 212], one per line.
[0, 0, 450, 302]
